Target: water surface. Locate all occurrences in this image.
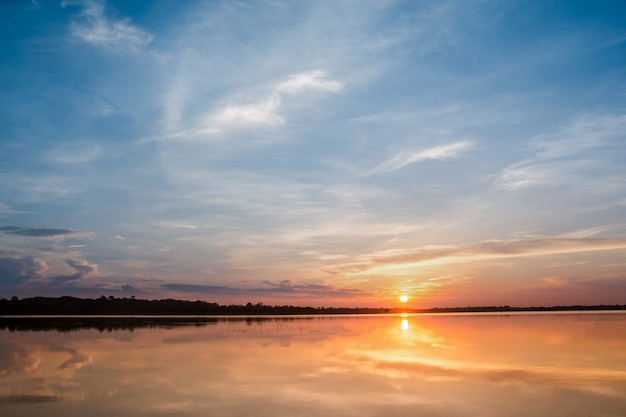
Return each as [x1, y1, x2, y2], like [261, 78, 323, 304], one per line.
[2, 312, 626, 416]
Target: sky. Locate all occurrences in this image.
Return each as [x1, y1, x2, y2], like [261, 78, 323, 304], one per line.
[1, 0, 626, 308]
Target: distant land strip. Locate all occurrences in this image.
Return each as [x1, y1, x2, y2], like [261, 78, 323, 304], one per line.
[1, 296, 625, 316]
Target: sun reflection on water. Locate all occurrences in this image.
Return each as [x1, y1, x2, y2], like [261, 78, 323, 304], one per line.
[401, 318, 409, 331]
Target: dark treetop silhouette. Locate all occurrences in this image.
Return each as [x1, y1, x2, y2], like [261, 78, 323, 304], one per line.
[1, 296, 624, 316]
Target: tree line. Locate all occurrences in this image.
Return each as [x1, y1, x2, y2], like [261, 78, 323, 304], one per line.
[0, 296, 397, 316]
[1, 296, 624, 316]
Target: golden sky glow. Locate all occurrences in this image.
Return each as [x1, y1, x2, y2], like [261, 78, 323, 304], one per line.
[1, 1, 626, 307]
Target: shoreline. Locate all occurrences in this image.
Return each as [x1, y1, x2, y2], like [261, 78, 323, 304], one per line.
[2, 295, 625, 316]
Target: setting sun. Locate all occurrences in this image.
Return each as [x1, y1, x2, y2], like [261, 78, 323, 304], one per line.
[399, 295, 409, 303]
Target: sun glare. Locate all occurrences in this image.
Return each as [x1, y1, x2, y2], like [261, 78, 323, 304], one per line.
[399, 295, 409, 303]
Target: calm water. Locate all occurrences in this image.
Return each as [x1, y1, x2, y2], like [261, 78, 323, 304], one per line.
[1, 312, 626, 417]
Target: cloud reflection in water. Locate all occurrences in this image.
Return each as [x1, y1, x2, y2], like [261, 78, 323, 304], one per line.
[1, 313, 626, 416]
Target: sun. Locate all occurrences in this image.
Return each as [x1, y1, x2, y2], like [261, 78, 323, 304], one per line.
[399, 295, 409, 303]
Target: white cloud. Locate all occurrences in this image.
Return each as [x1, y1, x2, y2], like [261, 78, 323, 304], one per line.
[154, 222, 199, 230]
[66, 258, 98, 277]
[276, 70, 343, 94]
[369, 141, 472, 174]
[62, 0, 152, 52]
[496, 112, 626, 190]
[347, 112, 411, 124]
[162, 70, 342, 140]
[531, 113, 626, 159]
[211, 94, 284, 128]
[559, 227, 606, 239]
[496, 163, 554, 191]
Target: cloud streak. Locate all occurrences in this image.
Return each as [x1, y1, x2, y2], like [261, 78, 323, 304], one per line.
[62, 0, 152, 52]
[163, 70, 343, 140]
[369, 141, 472, 175]
[496, 112, 626, 191]
[211, 94, 284, 128]
[0, 226, 89, 239]
[329, 236, 626, 276]
[162, 280, 367, 299]
[276, 70, 343, 94]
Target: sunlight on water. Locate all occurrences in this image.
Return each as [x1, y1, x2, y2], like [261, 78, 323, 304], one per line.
[400, 318, 409, 330]
[1, 312, 626, 416]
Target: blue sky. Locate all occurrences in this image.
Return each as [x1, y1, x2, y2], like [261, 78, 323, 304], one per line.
[1, 0, 626, 307]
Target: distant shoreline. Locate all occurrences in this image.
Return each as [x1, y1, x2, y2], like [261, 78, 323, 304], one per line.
[1, 296, 625, 316]
[3, 309, 626, 333]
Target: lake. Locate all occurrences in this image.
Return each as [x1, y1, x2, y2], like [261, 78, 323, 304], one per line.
[1, 312, 626, 416]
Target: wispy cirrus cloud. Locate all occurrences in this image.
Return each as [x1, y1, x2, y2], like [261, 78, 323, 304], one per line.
[532, 112, 626, 158]
[276, 70, 343, 95]
[163, 70, 343, 140]
[162, 280, 367, 299]
[496, 161, 581, 191]
[496, 112, 626, 191]
[368, 141, 472, 175]
[0, 226, 90, 239]
[328, 235, 626, 276]
[211, 94, 284, 128]
[62, 0, 153, 52]
[164, 95, 284, 139]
